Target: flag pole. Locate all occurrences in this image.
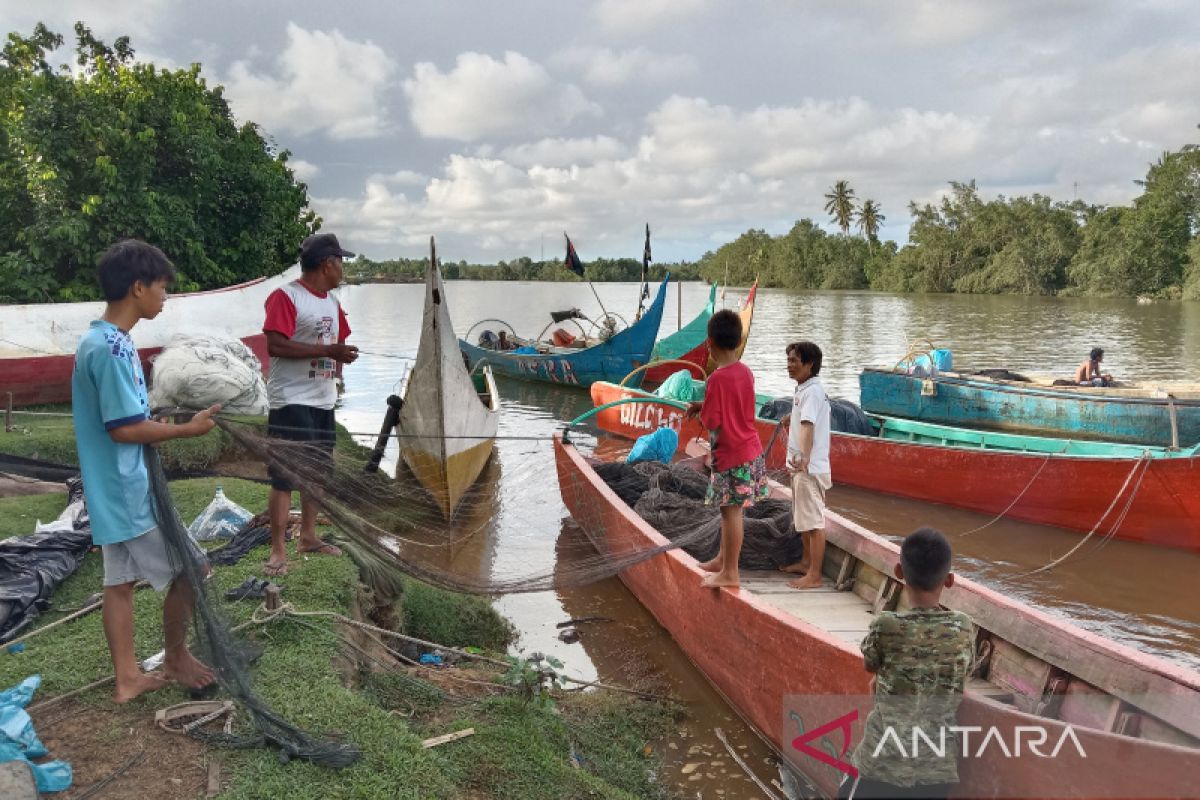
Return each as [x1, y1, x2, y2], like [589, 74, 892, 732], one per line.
[565, 232, 610, 322]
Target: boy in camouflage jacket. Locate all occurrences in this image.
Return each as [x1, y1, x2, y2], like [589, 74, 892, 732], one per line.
[842, 528, 974, 799]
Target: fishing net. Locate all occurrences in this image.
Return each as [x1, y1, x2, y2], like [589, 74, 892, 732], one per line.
[210, 419, 716, 595]
[146, 447, 360, 767]
[594, 461, 804, 570]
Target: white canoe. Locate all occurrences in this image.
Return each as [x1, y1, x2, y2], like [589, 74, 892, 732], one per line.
[396, 241, 500, 519]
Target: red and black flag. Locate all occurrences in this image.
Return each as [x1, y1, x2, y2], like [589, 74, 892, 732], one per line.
[564, 233, 585, 277]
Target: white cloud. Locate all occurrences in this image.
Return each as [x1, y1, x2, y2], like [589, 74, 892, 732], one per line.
[591, 0, 713, 34]
[552, 46, 697, 87]
[500, 136, 628, 167]
[0, 0, 170, 41]
[222, 22, 396, 140]
[404, 51, 600, 141]
[288, 159, 321, 180]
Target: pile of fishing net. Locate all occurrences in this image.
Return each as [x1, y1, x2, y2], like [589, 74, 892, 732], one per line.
[592, 460, 804, 570]
[149, 335, 269, 415]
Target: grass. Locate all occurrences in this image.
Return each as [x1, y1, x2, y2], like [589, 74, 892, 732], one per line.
[0, 480, 674, 799]
[1, 403, 370, 473]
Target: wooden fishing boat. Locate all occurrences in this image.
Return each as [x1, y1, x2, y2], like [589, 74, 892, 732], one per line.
[640, 280, 758, 387]
[859, 366, 1200, 448]
[588, 382, 1200, 551]
[0, 267, 300, 406]
[457, 276, 670, 389]
[395, 241, 499, 520]
[554, 432, 1200, 799]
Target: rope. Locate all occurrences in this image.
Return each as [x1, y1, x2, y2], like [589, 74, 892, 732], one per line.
[3, 599, 104, 647]
[1021, 453, 1152, 577]
[955, 452, 1055, 537]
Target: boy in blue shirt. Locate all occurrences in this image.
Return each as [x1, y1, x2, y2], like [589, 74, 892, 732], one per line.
[72, 239, 221, 703]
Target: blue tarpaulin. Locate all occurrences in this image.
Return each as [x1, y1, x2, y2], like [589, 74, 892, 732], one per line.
[0, 676, 72, 792]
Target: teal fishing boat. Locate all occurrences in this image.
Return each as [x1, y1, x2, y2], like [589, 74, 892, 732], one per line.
[859, 366, 1200, 447]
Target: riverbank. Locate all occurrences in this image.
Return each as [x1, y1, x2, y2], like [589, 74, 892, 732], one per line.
[0, 469, 677, 799]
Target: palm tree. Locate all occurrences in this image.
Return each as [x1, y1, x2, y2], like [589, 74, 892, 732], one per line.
[824, 180, 857, 234]
[857, 199, 885, 251]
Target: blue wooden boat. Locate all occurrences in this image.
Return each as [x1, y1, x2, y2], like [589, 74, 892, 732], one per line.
[859, 366, 1200, 447]
[459, 276, 669, 388]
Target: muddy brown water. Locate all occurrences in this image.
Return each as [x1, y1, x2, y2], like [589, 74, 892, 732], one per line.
[339, 281, 1200, 797]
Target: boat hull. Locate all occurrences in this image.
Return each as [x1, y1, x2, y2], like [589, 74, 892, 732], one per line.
[0, 269, 299, 406]
[554, 435, 1200, 799]
[589, 382, 1200, 551]
[458, 276, 669, 389]
[860, 368, 1200, 447]
[397, 252, 499, 519]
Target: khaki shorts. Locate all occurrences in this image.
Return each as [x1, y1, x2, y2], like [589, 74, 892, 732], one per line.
[102, 526, 207, 591]
[791, 471, 832, 531]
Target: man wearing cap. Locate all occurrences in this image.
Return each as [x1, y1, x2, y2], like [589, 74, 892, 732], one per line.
[261, 233, 359, 576]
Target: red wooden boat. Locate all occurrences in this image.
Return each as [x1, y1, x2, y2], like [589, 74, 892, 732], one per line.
[0, 268, 301, 406]
[554, 433, 1200, 799]
[588, 382, 1200, 552]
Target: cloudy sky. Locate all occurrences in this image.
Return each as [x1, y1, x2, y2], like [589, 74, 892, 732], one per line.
[3, 0, 1198, 262]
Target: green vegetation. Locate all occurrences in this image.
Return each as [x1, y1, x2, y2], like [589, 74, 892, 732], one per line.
[700, 141, 1200, 298]
[0, 479, 675, 799]
[347, 253, 703, 284]
[0, 23, 315, 302]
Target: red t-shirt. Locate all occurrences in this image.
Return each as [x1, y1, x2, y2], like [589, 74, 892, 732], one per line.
[700, 361, 762, 471]
[262, 280, 351, 341]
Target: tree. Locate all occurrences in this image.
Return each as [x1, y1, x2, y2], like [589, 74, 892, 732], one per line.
[856, 199, 884, 251]
[823, 180, 857, 235]
[0, 23, 316, 302]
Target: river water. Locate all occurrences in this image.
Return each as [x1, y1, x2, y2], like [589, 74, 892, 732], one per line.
[338, 281, 1200, 798]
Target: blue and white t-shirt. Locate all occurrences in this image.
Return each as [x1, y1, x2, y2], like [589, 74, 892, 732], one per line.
[71, 320, 156, 546]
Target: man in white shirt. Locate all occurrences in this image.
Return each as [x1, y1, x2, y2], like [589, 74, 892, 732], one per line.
[780, 341, 831, 590]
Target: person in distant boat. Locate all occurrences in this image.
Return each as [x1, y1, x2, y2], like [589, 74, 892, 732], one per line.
[262, 233, 359, 576]
[1075, 347, 1113, 387]
[683, 309, 767, 588]
[841, 527, 973, 799]
[72, 239, 219, 703]
[778, 342, 831, 590]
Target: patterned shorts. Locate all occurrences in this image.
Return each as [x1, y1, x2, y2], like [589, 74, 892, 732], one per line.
[706, 454, 769, 508]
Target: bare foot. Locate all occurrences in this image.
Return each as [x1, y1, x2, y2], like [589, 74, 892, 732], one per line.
[779, 561, 808, 575]
[112, 671, 168, 704]
[298, 540, 342, 556]
[701, 571, 740, 588]
[263, 555, 289, 576]
[697, 557, 722, 573]
[164, 650, 216, 690]
[788, 574, 824, 590]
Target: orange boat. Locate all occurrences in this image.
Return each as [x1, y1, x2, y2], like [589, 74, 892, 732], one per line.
[587, 383, 1200, 552]
[554, 432, 1200, 798]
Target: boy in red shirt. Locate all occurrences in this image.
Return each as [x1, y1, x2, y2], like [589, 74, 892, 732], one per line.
[686, 309, 766, 588]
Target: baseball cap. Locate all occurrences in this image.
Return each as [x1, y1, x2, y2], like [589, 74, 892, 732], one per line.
[300, 233, 356, 269]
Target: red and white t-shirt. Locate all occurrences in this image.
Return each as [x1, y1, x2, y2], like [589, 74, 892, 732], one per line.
[263, 280, 351, 410]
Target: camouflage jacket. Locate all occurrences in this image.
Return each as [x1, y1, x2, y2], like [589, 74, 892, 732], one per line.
[851, 608, 974, 787]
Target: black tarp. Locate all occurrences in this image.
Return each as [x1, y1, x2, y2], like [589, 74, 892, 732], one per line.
[0, 477, 93, 643]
